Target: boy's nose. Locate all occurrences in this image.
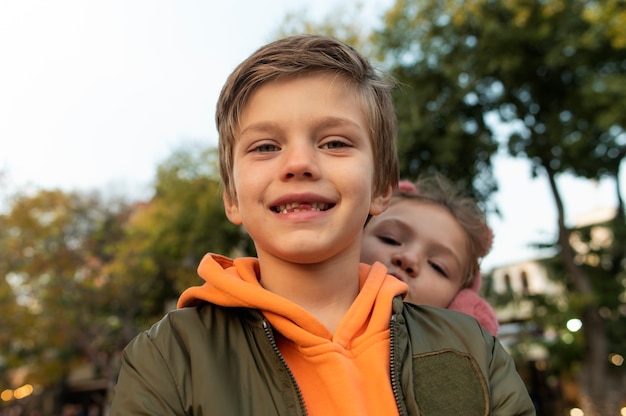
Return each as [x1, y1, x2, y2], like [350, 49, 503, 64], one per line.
[282, 143, 319, 179]
[391, 251, 419, 278]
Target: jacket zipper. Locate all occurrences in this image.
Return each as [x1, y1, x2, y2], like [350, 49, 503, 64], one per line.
[262, 320, 308, 415]
[390, 315, 408, 416]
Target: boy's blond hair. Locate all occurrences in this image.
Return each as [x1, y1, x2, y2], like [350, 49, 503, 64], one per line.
[216, 34, 399, 202]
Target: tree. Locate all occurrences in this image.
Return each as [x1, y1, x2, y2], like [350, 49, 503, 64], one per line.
[0, 145, 252, 411]
[274, 1, 378, 57]
[0, 189, 131, 391]
[375, 0, 626, 414]
[104, 144, 251, 343]
[374, 0, 506, 203]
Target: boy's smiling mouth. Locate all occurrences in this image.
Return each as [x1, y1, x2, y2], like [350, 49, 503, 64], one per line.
[271, 202, 334, 214]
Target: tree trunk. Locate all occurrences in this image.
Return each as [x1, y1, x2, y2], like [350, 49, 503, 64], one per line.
[543, 165, 611, 416]
[577, 308, 610, 416]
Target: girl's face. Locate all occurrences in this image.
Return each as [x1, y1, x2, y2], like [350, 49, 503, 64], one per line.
[361, 198, 470, 308]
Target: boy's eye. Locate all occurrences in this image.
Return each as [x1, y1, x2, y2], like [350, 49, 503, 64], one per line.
[321, 139, 350, 149]
[252, 143, 279, 152]
[377, 235, 400, 246]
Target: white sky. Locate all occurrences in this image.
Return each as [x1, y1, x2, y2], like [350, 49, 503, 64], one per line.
[0, 0, 622, 270]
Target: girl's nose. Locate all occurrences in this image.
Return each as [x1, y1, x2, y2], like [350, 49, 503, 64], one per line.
[391, 251, 419, 278]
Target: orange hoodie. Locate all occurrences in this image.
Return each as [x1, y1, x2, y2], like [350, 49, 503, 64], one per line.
[178, 254, 408, 416]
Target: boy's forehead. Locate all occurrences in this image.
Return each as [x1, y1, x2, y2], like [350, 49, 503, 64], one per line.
[234, 74, 368, 130]
[238, 72, 359, 106]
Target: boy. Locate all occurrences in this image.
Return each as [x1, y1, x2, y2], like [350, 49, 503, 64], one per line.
[110, 34, 535, 415]
[361, 176, 499, 335]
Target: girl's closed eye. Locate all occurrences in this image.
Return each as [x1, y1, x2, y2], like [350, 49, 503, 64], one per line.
[428, 260, 448, 278]
[377, 235, 400, 246]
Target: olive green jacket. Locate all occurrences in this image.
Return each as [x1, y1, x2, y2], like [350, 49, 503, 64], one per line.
[110, 297, 535, 415]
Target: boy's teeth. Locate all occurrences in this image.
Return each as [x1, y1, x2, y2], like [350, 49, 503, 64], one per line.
[276, 202, 329, 214]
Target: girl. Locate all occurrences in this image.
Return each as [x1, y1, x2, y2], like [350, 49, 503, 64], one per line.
[361, 174, 499, 335]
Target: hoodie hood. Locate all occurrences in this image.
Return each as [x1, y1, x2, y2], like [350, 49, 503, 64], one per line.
[178, 253, 407, 343]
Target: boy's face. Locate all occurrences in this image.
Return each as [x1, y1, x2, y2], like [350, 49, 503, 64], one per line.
[224, 73, 391, 265]
[361, 198, 469, 308]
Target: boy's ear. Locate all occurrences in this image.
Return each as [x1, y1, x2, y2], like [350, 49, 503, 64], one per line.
[223, 191, 243, 225]
[369, 185, 393, 216]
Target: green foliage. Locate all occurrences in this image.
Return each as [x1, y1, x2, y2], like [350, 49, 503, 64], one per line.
[0, 189, 132, 386]
[374, 0, 501, 205]
[0, 144, 253, 392]
[376, 0, 626, 202]
[273, 1, 380, 58]
[105, 145, 252, 335]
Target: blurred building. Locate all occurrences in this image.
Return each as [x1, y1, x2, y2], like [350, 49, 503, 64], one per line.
[484, 206, 625, 415]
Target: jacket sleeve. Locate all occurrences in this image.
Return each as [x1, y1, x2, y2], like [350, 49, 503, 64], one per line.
[488, 335, 536, 416]
[109, 330, 186, 415]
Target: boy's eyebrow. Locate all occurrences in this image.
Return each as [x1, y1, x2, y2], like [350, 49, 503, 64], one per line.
[238, 121, 280, 136]
[239, 116, 365, 136]
[311, 116, 364, 130]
